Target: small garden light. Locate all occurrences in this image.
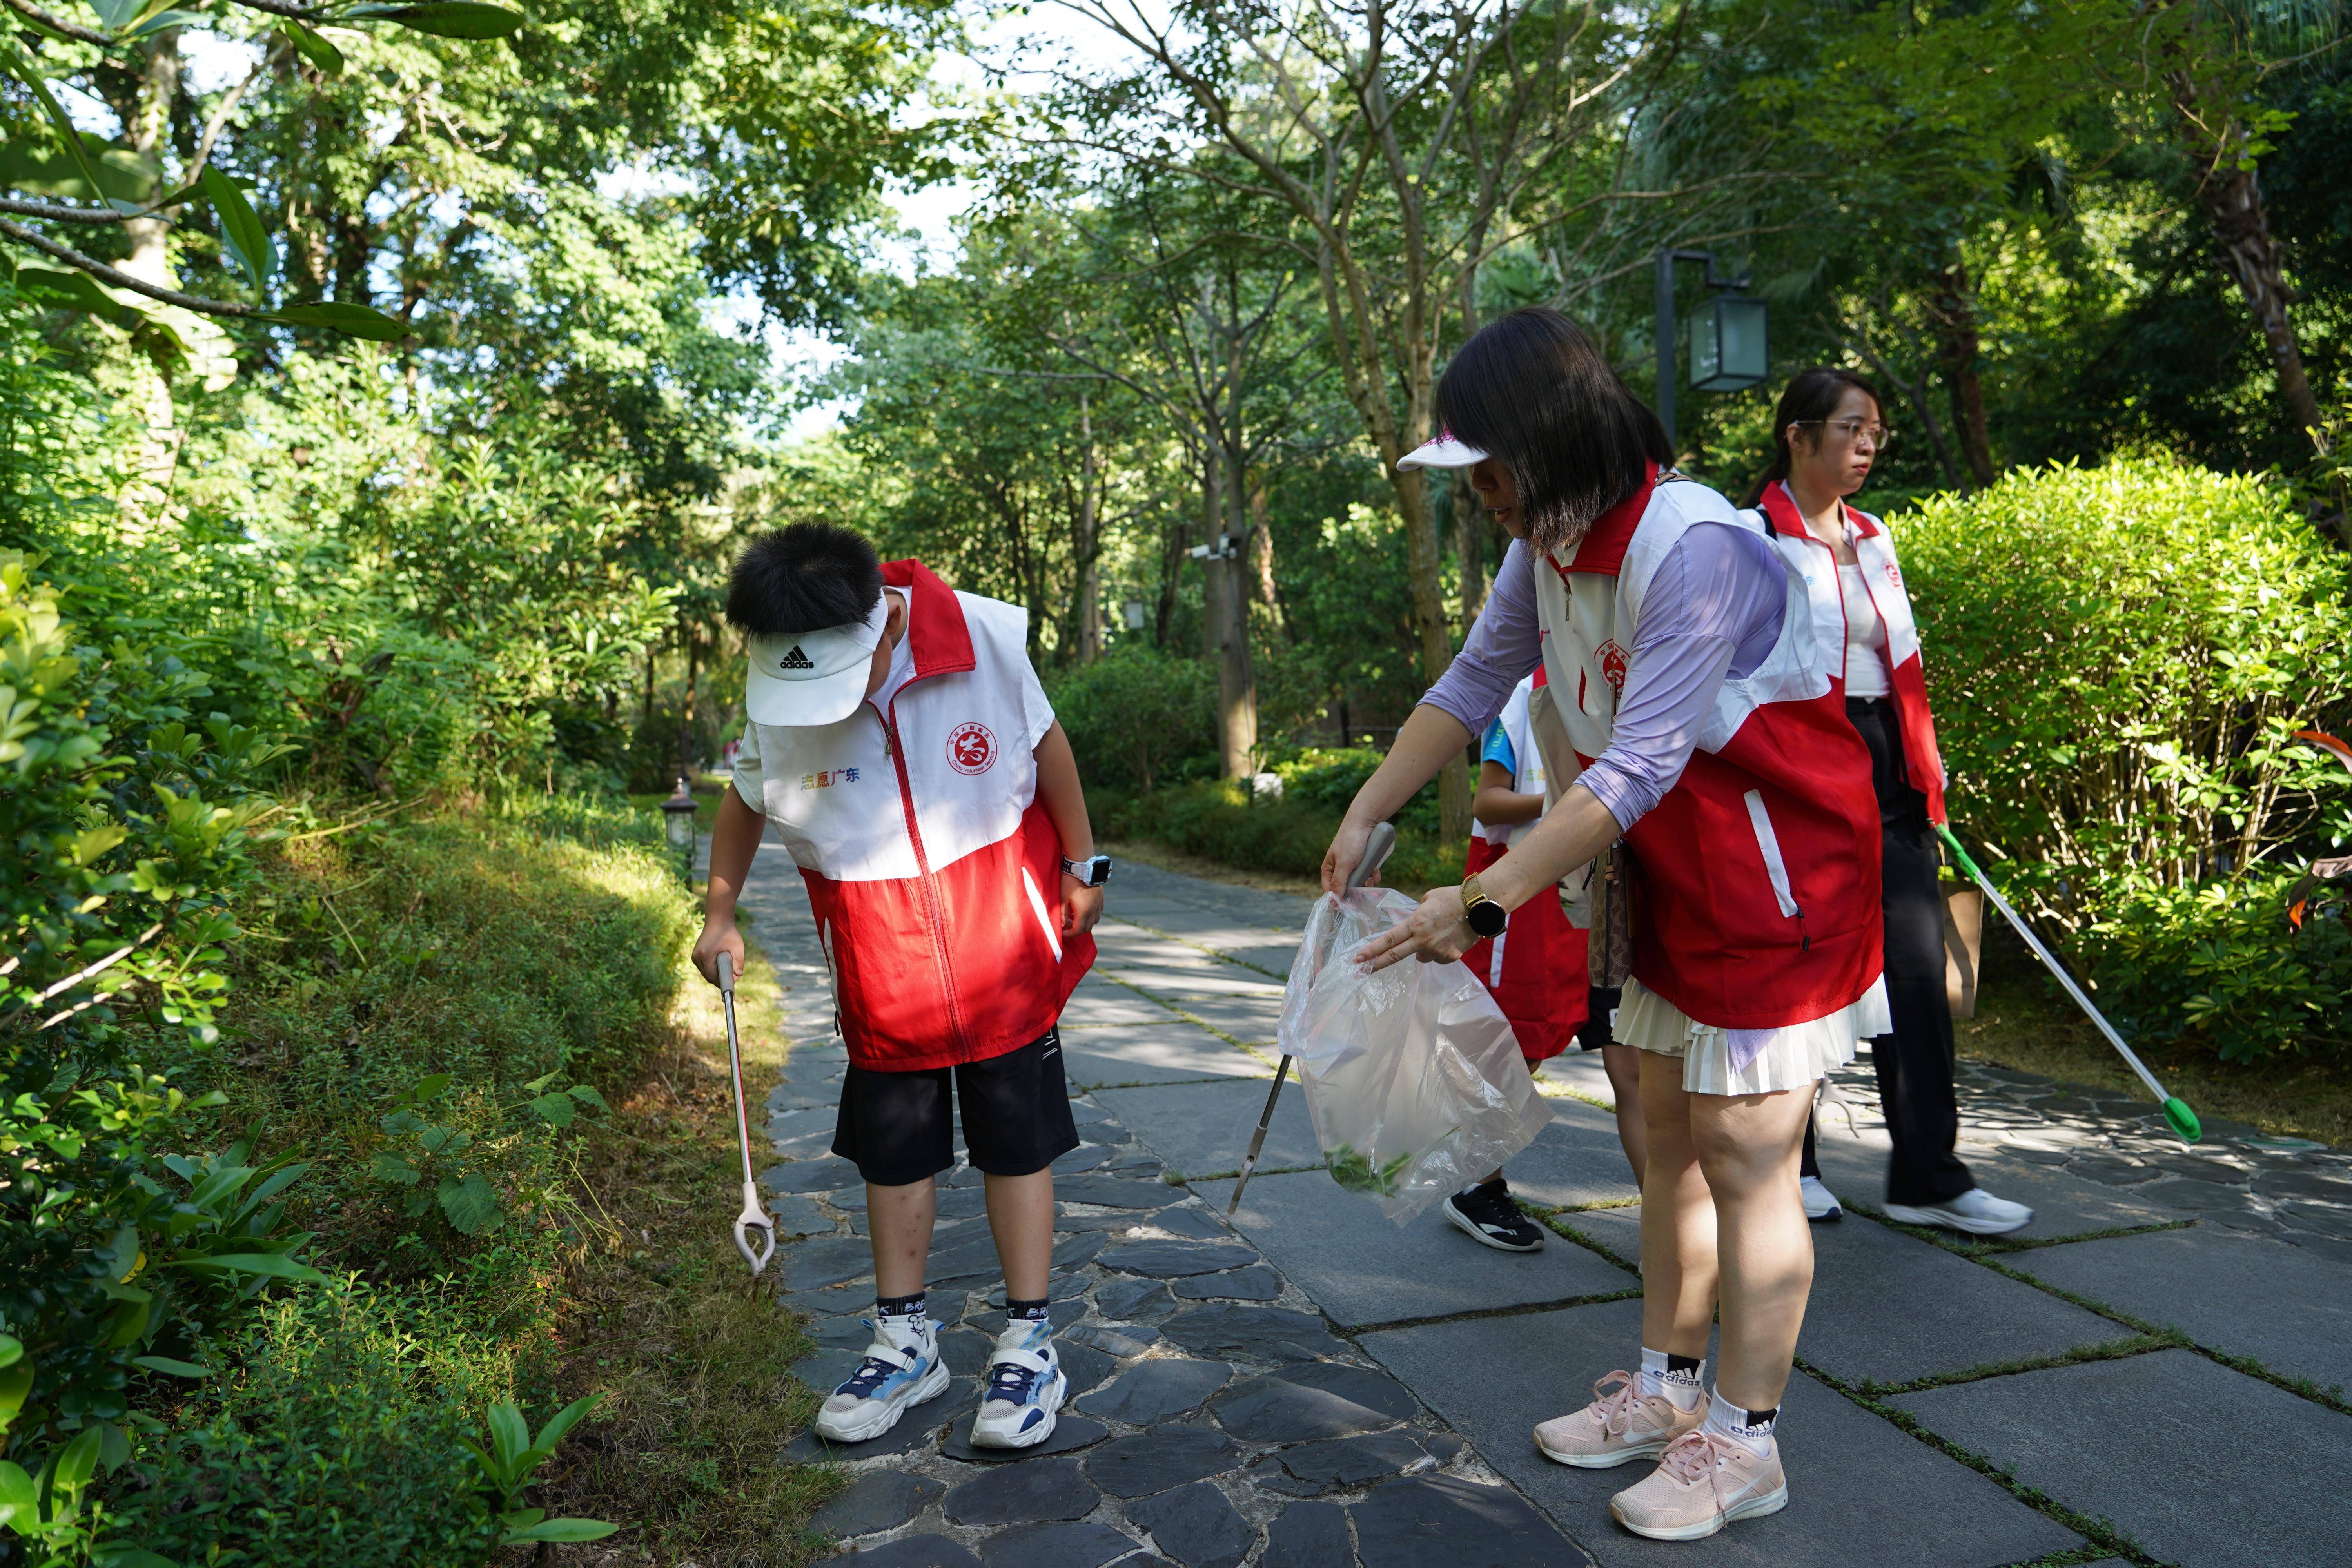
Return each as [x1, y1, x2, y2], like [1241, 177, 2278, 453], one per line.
[661, 777, 697, 883]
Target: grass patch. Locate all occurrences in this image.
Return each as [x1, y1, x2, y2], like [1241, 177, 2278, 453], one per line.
[1957, 924, 2351, 1148]
[534, 930, 838, 1566]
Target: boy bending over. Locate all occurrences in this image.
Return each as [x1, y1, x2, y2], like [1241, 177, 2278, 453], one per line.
[693, 523, 1109, 1448]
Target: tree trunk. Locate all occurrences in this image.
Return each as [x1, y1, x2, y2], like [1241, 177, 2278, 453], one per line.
[1453, 471, 1489, 628]
[1248, 483, 1280, 627]
[2161, 54, 2322, 438]
[677, 631, 699, 780]
[1200, 450, 1255, 779]
[1388, 465, 1473, 844]
[118, 32, 183, 528]
[1930, 261, 1996, 490]
[1073, 387, 1103, 663]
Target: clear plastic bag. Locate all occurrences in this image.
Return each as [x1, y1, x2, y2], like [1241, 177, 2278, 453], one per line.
[1277, 888, 1554, 1223]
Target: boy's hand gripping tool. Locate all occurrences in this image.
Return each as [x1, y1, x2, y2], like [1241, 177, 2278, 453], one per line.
[1229, 820, 1396, 1216]
[717, 952, 780, 1276]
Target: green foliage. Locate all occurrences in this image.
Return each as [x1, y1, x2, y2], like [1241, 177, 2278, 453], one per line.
[116, 1278, 515, 1568]
[1046, 646, 1218, 790]
[1902, 456, 2352, 1059]
[1093, 778, 1460, 892]
[465, 1392, 618, 1546]
[2079, 868, 2352, 1064]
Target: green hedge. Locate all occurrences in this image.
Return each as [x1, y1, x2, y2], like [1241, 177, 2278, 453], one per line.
[1046, 644, 1218, 790]
[1094, 777, 1461, 892]
[1900, 456, 2352, 1062]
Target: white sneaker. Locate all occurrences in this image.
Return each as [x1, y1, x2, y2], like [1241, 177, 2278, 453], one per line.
[969, 1317, 1067, 1450]
[1882, 1187, 2034, 1236]
[812, 1313, 949, 1443]
[1799, 1176, 1842, 1223]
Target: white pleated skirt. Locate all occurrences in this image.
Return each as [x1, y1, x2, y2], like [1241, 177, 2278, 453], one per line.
[1615, 974, 1889, 1096]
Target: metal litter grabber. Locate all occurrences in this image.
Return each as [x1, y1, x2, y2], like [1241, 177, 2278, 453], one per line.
[717, 951, 779, 1275]
[1935, 824, 2201, 1145]
[1229, 821, 1396, 1215]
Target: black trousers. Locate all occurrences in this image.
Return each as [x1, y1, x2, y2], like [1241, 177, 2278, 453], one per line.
[1801, 697, 1974, 1206]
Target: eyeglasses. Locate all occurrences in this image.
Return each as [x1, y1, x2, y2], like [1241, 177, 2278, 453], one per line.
[1795, 417, 1894, 451]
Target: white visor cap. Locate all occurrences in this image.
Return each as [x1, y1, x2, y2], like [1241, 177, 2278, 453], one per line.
[744, 594, 889, 726]
[1394, 429, 1490, 472]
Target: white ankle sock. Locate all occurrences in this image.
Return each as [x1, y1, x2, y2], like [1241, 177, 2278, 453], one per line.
[1703, 1388, 1777, 1455]
[1637, 1347, 1704, 1410]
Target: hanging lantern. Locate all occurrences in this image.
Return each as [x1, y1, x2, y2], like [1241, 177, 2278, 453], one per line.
[1689, 293, 1770, 393]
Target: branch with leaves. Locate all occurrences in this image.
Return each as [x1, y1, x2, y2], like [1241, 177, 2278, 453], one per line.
[0, 0, 524, 337]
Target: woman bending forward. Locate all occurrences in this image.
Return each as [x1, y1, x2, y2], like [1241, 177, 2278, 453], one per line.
[1330, 309, 1885, 1542]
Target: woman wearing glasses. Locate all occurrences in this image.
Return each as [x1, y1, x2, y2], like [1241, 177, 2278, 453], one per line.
[1744, 368, 2033, 1238]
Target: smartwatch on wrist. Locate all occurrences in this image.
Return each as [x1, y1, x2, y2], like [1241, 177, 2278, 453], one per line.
[1461, 873, 1508, 939]
[1063, 853, 1113, 888]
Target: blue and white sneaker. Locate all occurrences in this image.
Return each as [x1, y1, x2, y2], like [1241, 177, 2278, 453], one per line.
[813, 1312, 948, 1443]
[969, 1318, 1066, 1450]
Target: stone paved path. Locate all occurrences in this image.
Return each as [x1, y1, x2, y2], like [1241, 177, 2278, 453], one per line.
[730, 843, 2352, 1567]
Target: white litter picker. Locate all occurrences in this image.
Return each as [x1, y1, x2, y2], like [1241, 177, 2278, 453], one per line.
[717, 951, 780, 1275]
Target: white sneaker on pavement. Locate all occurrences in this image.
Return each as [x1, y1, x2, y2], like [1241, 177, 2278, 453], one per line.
[813, 1312, 949, 1443]
[1799, 1176, 1842, 1223]
[1882, 1187, 2034, 1236]
[969, 1317, 1067, 1450]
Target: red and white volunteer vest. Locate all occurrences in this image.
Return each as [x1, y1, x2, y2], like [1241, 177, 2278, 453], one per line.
[1751, 482, 1948, 824]
[1528, 469, 1883, 1031]
[740, 560, 1094, 1071]
[1464, 670, 1584, 1062]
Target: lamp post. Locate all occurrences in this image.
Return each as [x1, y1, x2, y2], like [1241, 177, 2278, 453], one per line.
[661, 777, 697, 885]
[1653, 249, 1770, 454]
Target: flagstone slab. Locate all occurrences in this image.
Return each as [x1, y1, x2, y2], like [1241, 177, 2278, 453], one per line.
[1891, 1350, 2352, 1568]
[1348, 1475, 1584, 1568]
[1160, 1304, 1347, 1363]
[1206, 1170, 1633, 1328]
[943, 1455, 1101, 1524]
[1063, 988, 1186, 1027]
[1096, 1080, 1322, 1180]
[1249, 1430, 1428, 1496]
[784, 1234, 879, 1290]
[1086, 1425, 1243, 1498]
[2005, 1226, 2352, 1396]
[1075, 1358, 1235, 1424]
[1064, 1030, 1274, 1088]
[1212, 1363, 1416, 1443]
[1157, 995, 1287, 1046]
[1169, 1264, 1283, 1301]
[1056, 1175, 1187, 1210]
[765, 1157, 861, 1196]
[1094, 1278, 1177, 1321]
[973, 1521, 1142, 1568]
[1492, 1111, 1644, 1211]
[1362, 1298, 2081, 1567]
[1128, 1479, 1254, 1568]
[808, 1469, 946, 1541]
[1260, 1500, 1352, 1568]
[1116, 971, 1289, 1001]
[837, 1535, 982, 1567]
[1800, 1214, 2129, 1387]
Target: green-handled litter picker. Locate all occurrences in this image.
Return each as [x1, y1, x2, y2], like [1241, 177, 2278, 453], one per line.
[1935, 824, 2201, 1145]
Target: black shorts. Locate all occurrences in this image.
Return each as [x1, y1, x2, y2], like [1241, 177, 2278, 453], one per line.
[831, 1029, 1080, 1187]
[1579, 985, 1622, 1051]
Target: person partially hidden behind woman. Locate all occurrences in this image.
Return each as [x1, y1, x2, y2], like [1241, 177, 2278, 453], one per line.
[1333, 308, 1887, 1541]
[1744, 370, 2032, 1238]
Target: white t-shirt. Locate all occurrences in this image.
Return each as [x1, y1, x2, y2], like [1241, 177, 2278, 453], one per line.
[1836, 561, 1893, 699]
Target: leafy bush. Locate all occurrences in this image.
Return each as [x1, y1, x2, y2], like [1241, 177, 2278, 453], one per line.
[118, 1278, 512, 1568]
[1047, 646, 1218, 789]
[1094, 779, 1461, 891]
[1272, 747, 1442, 835]
[1901, 457, 2352, 1059]
[2078, 869, 2352, 1063]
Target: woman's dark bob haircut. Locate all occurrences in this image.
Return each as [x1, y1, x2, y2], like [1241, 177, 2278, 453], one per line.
[1742, 368, 1883, 508]
[1436, 308, 1675, 554]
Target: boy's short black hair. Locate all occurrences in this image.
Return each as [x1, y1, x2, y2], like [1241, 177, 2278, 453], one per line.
[726, 523, 884, 637]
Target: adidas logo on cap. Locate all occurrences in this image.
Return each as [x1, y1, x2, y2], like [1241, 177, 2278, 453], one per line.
[777, 644, 815, 671]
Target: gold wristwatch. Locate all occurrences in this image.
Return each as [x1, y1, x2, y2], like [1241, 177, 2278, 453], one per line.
[1461, 873, 1508, 939]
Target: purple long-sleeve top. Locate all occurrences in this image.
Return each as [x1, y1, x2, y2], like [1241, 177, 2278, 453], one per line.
[1425, 526, 1787, 829]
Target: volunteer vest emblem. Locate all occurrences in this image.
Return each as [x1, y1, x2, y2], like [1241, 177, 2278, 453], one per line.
[947, 721, 996, 775]
[1597, 639, 1629, 693]
[777, 644, 814, 671]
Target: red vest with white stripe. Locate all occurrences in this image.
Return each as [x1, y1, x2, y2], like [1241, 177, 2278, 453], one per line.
[740, 561, 1094, 1071]
[1752, 482, 1949, 824]
[1530, 470, 1883, 1030]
